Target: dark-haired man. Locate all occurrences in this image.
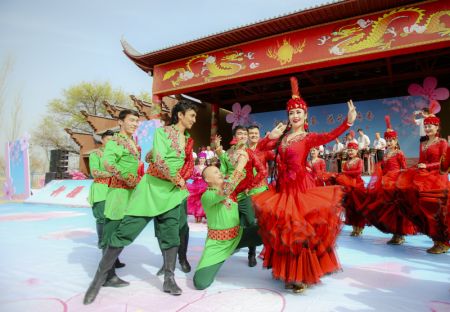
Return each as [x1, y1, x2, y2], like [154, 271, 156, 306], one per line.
[357, 128, 370, 173]
[101, 110, 140, 281]
[88, 129, 125, 268]
[88, 130, 114, 249]
[215, 125, 266, 267]
[84, 101, 197, 304]
[247, 125, 275, 196]
[413, 107, 431, 142]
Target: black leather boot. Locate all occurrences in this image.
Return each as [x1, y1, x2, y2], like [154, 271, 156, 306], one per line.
[248, 247, 257, 267]
[96, 223, 104, 249]
[156, 265, 164, 276]
[103, 266, 129, 287]
[114, 258, 126, 268]
[156, 238, 164, 276]
[162, 247, 182, 295]
[83, 247, 124, 305]
[178, 230, 191, 273]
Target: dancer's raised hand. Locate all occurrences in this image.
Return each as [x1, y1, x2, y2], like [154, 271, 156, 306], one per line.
[347, 100, 357, 124]
[269, 122, 287, 139]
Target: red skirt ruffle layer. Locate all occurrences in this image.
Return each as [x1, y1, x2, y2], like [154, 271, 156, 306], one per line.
[335, 175, 368, 228]
[252, 185, 344, 285]
[396, 168, 449, 242]
[360, 170, 417, 235]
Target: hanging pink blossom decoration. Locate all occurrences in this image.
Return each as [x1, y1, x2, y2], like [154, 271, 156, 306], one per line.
[226, 102, 252, 129]
[408, 76, 449, 114]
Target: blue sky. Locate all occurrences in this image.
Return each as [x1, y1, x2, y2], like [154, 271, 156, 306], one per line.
[0, 0, 325, 147]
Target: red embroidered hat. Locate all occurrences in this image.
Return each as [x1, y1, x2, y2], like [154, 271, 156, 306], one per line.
[286, 77, 308, 112]
[424, 116, 440, 126]
[347, 142, 358, 150]
[384, 115, 397, 140]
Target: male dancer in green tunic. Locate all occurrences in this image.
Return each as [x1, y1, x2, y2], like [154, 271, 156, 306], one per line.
[193, 154, 263, 290]
[88, 130, 114, 249]
[102, 110, 141, 285]
[84, 100, 197, 305]
[88, 129, 126, 269]
[247, 125, 276, 196]
[215, 126, 266, 267]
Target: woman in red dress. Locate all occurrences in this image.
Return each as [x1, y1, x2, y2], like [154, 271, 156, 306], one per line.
[252, 77, 357, 293]
[361, 116, 417, 244]
[396, 116, 448, 253]
[335, 142, 367, 237]
[308, 147, 335, 186]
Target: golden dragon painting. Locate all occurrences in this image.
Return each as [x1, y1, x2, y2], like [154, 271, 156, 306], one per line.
[163, 50, 258, 87]
[326, 7, 450, 56]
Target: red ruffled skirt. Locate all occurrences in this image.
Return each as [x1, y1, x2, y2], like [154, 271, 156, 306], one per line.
[396, 168, 449, 242]
[335, 175, 368, 228]
[252, 184, 344, 285]
[315, 172, 336, 187]
[361, 170, 417, 235]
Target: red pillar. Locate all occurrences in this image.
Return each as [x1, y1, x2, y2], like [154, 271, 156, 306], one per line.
[210, 103, 219, 148]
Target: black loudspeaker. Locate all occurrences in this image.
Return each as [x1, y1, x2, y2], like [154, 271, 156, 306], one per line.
[56, 172, 72, 179]
[49, 150, 69, 172]
[45, 172, 57, 184]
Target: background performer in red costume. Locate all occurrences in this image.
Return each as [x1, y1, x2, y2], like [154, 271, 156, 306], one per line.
[360, 116, 417, 245]
[308, 147, 335, 186]
[396, 115, 449, 254]
[335, 142, 368, 237]
[252, 77, 357, 293]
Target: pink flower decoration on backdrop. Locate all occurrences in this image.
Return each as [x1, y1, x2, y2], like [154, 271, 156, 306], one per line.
[20, 133, 30, 151]
[3, 177, 15, 200]
[408, 76, 449, 114]
[226, 102, 252, 129]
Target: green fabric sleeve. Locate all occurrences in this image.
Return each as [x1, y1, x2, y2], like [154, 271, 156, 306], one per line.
[219, 152, 233, 177]
[89, 152, 101, 177]
[151, 128, 178, 178]
[201, 190, 228, 208]
[103, 140, 124, 178]
[89, 151, 112, 178]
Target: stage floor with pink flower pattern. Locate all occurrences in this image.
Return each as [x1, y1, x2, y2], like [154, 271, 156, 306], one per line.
[0, 202, 449, 312]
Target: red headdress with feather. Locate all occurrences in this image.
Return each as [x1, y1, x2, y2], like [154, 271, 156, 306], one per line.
[384, 115, 397, 140]
[424, 116, 440, 126]
[286, 77, 308, 112]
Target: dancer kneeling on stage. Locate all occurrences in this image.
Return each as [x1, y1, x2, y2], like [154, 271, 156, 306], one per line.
[193, 151, 262, 290]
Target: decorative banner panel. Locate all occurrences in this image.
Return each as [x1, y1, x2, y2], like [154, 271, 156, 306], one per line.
[134, 119, 162, 170]
[153, 0, 450, 95]
[4, 136, 31, 200]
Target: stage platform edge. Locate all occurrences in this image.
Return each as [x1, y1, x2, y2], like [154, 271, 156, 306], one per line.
[25, 179, 92, 207]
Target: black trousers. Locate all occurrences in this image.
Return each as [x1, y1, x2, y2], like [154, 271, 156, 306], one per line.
[375, 150, 384, 163]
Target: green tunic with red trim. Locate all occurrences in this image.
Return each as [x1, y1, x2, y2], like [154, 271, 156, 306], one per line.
[103, 133, 140, 221]
[195, 170, 245, 271]
[218, 145, 266, 201]
[126, 125, 193, 217]
[88, 148, 112, 206]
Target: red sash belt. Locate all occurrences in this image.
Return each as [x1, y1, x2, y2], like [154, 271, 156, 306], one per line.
[109, 177, 134, 190]
[207, 225, 240, 240]
[146, 163, 168, 181]
[94, 177, 110, 185]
